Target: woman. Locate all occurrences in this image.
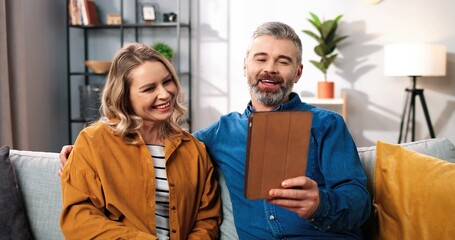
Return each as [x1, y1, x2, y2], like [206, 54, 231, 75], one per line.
[60, 43, 221, 239]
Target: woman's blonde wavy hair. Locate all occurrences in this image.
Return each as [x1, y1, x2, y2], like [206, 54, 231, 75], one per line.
[97, 43, 186, 144]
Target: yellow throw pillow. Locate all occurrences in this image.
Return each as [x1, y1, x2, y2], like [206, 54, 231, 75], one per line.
[374, 141, 455, 240]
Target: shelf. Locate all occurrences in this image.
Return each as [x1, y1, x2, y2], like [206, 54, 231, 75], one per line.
[301, 97, 344, 105]
[301, 93, 347, 120]
[67, 0, 191, 143]
[69, 22, 189, 29]
[71, 118, 95, 123]
[70, 72, 107, 76]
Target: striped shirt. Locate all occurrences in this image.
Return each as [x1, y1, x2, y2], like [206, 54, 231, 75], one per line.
[146, 145, 170, 239]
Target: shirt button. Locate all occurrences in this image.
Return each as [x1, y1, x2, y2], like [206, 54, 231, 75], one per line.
[169, 183, 175, 189]
[171, 206, 176, 211]
[172, 229, 177, 233]
[269, 215, 275, 221]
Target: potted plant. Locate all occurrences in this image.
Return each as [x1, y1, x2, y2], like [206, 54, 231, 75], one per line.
[151, 42, 174, 60]
[303, 12, 348, 98]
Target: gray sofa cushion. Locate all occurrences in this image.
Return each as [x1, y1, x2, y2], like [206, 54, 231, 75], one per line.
[0, 145, 32, 240]
[9, 150, 63, 240]
[216, 168, 238, 240]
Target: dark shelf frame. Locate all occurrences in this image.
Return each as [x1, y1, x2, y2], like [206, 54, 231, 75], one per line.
[66, 0, 192, 143]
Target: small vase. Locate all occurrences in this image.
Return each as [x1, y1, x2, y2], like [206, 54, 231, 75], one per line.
[317, 81, 335, 99]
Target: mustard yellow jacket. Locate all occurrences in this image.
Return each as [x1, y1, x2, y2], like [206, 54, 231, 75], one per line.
[60, 123, 221, 239]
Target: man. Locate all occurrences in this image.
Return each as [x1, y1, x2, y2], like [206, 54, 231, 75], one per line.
[193, 21, 371, 239]
[60, 22, 371, 239]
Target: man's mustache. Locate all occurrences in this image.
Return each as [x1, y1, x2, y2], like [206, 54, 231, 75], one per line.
[257, 73, 284, 83]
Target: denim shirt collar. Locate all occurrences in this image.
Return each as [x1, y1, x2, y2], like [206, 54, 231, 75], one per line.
[244, 92, 302, 117]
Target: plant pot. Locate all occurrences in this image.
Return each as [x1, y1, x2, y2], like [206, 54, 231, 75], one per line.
[317, 81, 335, 99]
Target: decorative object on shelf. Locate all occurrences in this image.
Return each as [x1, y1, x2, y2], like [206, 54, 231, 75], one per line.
[84, 60, 112, 74]
[317, 81, 334, 99]
[79, 85, 102, 121]
[142, 4, 157, 23]
[163, 12, 177, 22]
[302, 12, 348, 99]
[107, 13, 122, 25]
[384, 43, 446, 143]
[151, 42, 174, 60]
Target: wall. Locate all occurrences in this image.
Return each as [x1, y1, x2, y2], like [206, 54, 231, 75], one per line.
[193, 0, 455, 147]
[11, 0, 454, 151]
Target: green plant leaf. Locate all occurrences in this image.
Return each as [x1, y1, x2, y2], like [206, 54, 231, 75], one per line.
[304, 12, 347, 80]
[151, 42, 174, 59]
[310, 60, 327, 74]
[302, 30, 324, 44]
[314, 44, 331, 57]
[321, 21, 337, 43]
[309, 12, 321, 26]
[307, 19, 322, 36]
[323, 54, 337, 69]
[334, 15, 343, 23]
[332, 35, 349, 46]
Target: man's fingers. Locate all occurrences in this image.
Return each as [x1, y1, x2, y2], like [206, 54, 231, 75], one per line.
[281, 176, 311, 189]
[59, 145, 73, 164]
[269, 187, 318, 200]
[58, 145, 73, 177]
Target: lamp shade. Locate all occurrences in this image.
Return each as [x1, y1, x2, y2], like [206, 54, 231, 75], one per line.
[384, 43, 446, 77]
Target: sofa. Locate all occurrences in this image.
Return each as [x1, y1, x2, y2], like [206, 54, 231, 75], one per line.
[2, 138, 455, 239]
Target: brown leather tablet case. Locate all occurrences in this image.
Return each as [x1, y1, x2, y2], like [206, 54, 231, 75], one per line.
[244, 111, 312, 200]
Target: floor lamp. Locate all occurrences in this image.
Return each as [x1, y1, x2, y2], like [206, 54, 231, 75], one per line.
[384, 43, 446, 143]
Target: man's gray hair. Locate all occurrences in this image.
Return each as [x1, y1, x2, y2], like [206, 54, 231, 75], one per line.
[247, 21, 303, 65]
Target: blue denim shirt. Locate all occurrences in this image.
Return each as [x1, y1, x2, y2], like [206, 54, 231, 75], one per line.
[194, 93, 371, 240]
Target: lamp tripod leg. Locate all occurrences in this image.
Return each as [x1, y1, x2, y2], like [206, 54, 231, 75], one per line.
[404, 89, 416, 142]
[417, 90, 436, 138]
[411, 90, 417, 141]
[398, 90, 411, 143]
[398, 76, 436, 143]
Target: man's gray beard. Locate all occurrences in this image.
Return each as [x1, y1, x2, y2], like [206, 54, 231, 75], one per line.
[249, 83, 293, 106]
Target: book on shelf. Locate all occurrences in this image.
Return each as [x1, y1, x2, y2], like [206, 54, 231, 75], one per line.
[68, 0, 99, 26]
[86, 0, 99, 25]
[244, 111, 312, 200]
[68, 0, 78, 25]
[80, 0, 89, 25]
